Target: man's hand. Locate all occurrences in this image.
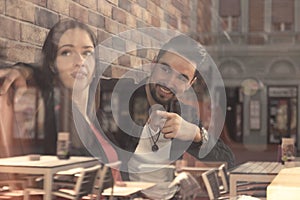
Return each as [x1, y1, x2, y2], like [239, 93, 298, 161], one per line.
[156, 110, 201, 142]
[0, 66, 32, 95]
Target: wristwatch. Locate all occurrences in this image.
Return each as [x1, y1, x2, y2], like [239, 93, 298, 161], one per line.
[200, 127, 209, 144]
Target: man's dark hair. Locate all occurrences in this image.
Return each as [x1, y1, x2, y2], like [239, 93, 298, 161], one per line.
[156, 35, 207, 78]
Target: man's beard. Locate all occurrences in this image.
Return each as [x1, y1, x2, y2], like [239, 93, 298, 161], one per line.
[149, 83, 175, 106]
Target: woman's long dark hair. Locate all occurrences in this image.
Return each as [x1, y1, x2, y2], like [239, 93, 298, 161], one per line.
[41, 19, 97, 89]
[39, 19, 98, 154]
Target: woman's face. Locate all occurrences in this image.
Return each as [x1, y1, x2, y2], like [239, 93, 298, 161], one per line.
[55, 28, 95, 91]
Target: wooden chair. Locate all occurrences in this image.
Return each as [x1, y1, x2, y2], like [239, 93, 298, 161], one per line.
[82, 164, 112, 200]
[202, 169, 223, 200]
[202, 169, 264, 200]
[0, 179, 30, 200]
[24, 165, 101, 200]
[218, 164, 267, 197]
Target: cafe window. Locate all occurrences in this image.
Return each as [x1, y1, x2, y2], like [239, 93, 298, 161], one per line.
[272, 0, 294, 32]
[268, 86, 297, 144]
[13, 87, 44, 140]
[219, 0, 241, 32]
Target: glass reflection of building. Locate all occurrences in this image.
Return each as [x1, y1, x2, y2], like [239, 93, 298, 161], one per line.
[195, 0, 300, 149]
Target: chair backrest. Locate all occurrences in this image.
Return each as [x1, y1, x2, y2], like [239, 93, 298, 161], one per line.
[176, 172, 202, 200]
[90, 164, 112, 200]
[74, 165, 101, 198]
[218, 163, 230, 193]
[201, 169, 221, 200]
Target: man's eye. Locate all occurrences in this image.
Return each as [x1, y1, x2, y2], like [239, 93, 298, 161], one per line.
[177, 74, 188, 82]
[160, 65, 171, 73]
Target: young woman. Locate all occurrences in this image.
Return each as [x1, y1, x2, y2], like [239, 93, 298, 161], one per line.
[0, 19, 121, 168]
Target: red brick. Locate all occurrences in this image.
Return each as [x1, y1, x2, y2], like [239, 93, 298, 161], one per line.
[118, 23, 128, 34]
[137, 49, 147, 58]
[0, 39, 8, 60]
[156, 7, 164, 19]
[171, 0, 185, 12]
[119, 0, 132, 12]
[89, 11, 105, 28]
[48, 0, 69, 15]
[107, 0, 118, 6]
[26, 0, 47, 7]
[21, 24, 47, 46]
[131, 4, 143, 19]
[152, 0, 160, 7]
[165, 13, 178, 29]
[151, 16, 160, 27]
[97, 29, 111, 43]
[130, 30, 142, 45]
[146, 1, 157, 13]
[126, 41, 137, 55]
[111, 65, 129, 78]
[180, 23, 189, 33]
[130, 55, 142, 68]
[126, 13, 136, 28]
[6, 0, 35, 23]
[0, 16, 21, 40]
[136, 19, 148, 28]
[181, 14, 190, 26]
[69, 2, 89, 24]
[105, 17, 119, 34]
[112, 36, 126, 52]
[35, 7, 59, 29]
[165, 4, 178, 17]
[0, 0, 5, 14]
[112, 7, 126, 24]
[160, 20, 168, 28]
[137, 0, 147, 9]
[6, 42, 39, 63]
[98, 0, 112, 17]
[142, 10, 152, 25]
[142, 34, 152, 47]
[118, 54, 131, 67]
[147, 49, 156, 60]
[79, 0, 97, 10]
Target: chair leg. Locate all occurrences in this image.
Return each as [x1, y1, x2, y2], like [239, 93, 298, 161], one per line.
[23, 189, 30, 200]
[23, 188, 44, 200]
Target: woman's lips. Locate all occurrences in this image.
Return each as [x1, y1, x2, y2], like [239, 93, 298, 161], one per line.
[71, 69, 88, 79]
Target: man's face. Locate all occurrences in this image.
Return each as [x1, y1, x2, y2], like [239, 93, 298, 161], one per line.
[149, 51, 196, 105]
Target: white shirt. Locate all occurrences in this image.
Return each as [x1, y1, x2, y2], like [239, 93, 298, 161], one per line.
[128, 124, 177, 199]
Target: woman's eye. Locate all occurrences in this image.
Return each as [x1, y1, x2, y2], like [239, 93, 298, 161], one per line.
[83, 51, 94, 56]
[61, 50, 71, 56]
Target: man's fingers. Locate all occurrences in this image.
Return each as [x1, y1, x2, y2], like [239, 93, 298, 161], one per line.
[156, 110, 173, 118]
[0, 68, 27, 95]
[0, 76, 15, 95]
[14, 87, 28, 103]
[0, 68, 11, 77]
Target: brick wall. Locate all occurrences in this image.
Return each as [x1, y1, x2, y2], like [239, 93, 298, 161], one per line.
[0, 0, 204, 77]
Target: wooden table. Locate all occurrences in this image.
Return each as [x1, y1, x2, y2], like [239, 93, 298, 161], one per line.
[102, 181, 156, 198]
[229, 161, 284, 196]
[267, 167, 300, 200]
[0, 155, 98, 200]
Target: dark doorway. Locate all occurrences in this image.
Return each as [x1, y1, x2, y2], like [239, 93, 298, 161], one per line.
[225, 87, 243, 142]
